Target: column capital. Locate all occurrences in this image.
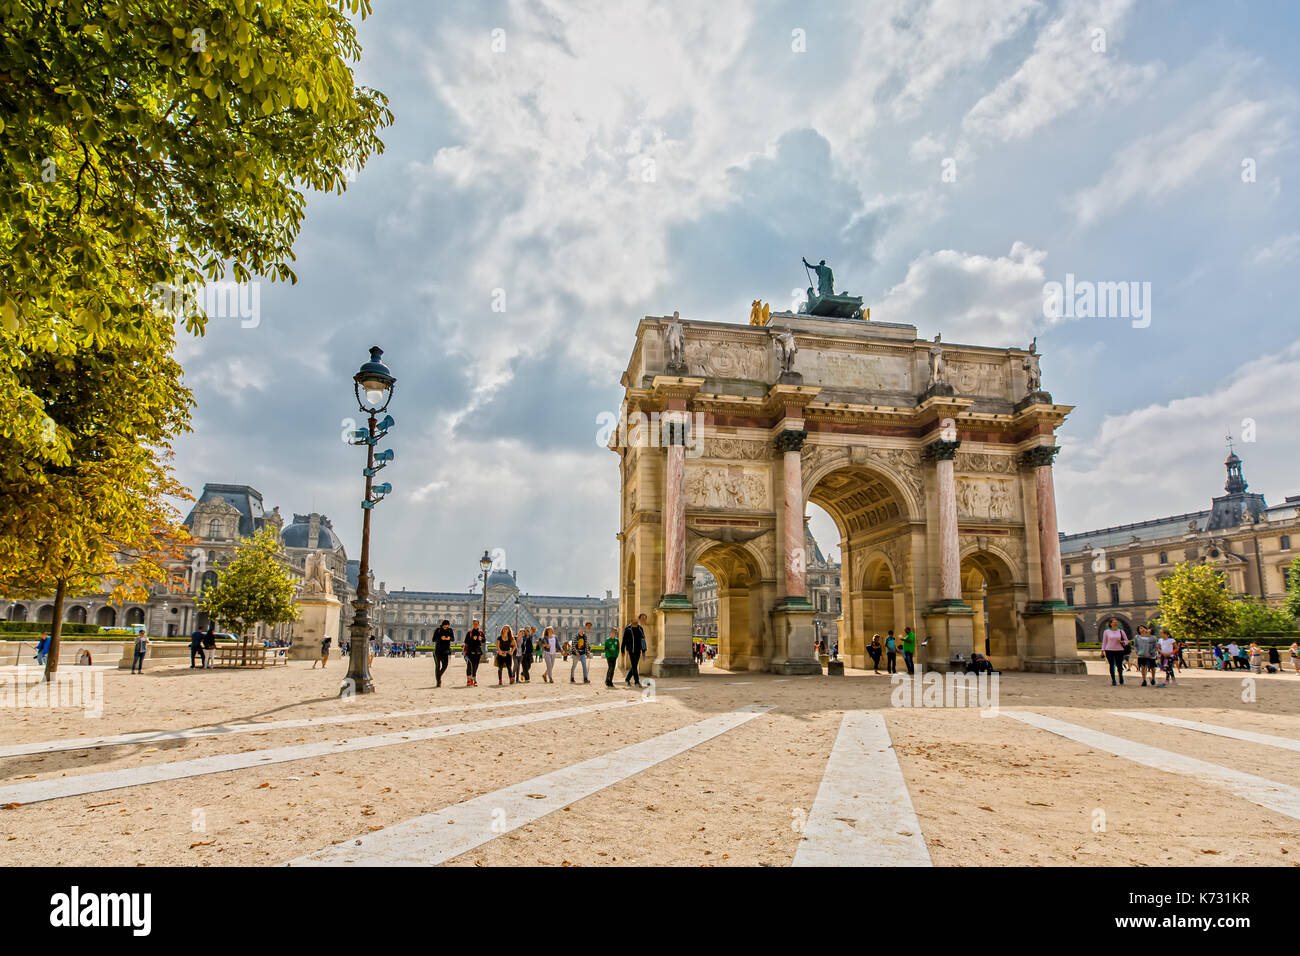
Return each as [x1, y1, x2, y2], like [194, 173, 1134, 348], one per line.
[1020, 445, 1061, 468]
[921, 439, 961, 462]
[774, 429, 807, 453]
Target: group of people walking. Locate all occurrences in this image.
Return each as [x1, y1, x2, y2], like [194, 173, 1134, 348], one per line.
[187, 626, 218, 669]
[427, 614, 651, 689]
[1101, 617, 1300, 686]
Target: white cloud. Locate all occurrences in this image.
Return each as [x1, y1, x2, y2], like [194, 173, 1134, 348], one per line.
[1056, 339, 1300, 533]
[963, 0, 1160, 141]
[1069, 94, 1285, 225]
[1251, 232, 1300, 267]
[874, 241, 1050, 344]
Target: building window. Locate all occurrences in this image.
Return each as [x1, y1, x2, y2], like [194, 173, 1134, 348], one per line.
[208, 518, 222, 538]
[1159, 551, 1168, 564]
[1109, 583, 1120, 606]
[835, 597, 841, 613]
[1107, 558, 1116, 571]
[1064, 564, 1071, 576]
[1282, 536, 1292, 551]
[1065, 586, 1074, 606]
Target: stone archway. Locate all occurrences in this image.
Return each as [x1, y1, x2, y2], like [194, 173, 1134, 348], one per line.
[7, 604, 28, 622]
[692, 542, 765, 671]
[960, 549, 1021, 670]
[807, 465, 915, 670]
[96, 606, 116, 627]
[612, 308, 1085, 674]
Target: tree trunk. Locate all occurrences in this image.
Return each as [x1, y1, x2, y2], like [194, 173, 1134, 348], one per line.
[44, 576, 67, 683]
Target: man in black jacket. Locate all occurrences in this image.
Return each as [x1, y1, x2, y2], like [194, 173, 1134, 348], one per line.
[622, 613, 647, 687]
[432, 619, 454, 687]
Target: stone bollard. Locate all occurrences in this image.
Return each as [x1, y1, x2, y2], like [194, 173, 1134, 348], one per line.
[827, 660, 844, 676]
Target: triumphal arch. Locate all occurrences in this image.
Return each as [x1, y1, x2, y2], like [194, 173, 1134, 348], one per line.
[611, 272, 1085, 677]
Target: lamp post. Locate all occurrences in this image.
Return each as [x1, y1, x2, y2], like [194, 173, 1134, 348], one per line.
[479, 550, 492, 634]
[343, 345, 396, 696]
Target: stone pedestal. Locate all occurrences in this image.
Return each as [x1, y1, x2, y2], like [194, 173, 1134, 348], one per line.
[652, 596, 699, 677]
[920, 603, 974, 673]
[291, 592, 343, 661]
[768, 597, 821, 675]
[1021, 604, 1086, 673]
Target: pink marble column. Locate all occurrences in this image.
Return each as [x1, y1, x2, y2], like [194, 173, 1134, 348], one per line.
[663, 411, 687, 596]
[1026, 446, 1065, 602]
[775, 429, 807, 597]
[925, 438, 962, 602]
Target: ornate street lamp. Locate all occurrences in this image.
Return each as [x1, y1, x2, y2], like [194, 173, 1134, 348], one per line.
[479, 550, 492, 637]
[343, 346, 396, 696]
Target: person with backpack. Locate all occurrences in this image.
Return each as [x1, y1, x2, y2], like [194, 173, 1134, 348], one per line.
[312, 635, 331, 669]
[622, 613, 648, 687]
[868, 634, 883, 674]
[570, 623, 591, 684]
[602, 627, 620, 687]
[432, 619, 454, 688]
[884, 630, 897, 675]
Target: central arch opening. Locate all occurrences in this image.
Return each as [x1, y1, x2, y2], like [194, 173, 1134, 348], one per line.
[807, 465, 913, 670]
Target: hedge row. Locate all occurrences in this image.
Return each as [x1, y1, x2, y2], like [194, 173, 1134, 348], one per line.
[0, 622, 105, 635]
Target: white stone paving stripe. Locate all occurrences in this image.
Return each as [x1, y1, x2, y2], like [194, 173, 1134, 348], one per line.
[1110, 711, 1300, 753]
[0, 693, 591, 760]
[287, 704, 774, 866]
[0, 699, 641, 807]
[792, 710, 931, 867]
[1007, 711, 1300, 820]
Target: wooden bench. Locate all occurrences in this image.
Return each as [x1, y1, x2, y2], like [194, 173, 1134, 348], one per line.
[211, 643, 268, 667]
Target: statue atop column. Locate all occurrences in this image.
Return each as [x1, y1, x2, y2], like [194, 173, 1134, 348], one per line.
[773, 327, 800, 384]
[665, 311, 687, 374]
[301, 551, 334, 595]
[1016, 336, 1052, 408]
[922, 333, 955, 398]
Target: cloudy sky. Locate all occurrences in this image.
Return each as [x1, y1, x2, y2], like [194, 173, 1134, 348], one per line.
[173, 0, 1300, 595]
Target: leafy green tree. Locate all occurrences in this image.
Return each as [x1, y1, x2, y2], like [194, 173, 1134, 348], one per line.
[1285, 556, 1300, 622]
[1155, 561, 1235, 644]
[0, 0, 389, 672]
[198, 527, 298, 647]
[1230, 597, 1296, 639]
[0, 340, 192, 680]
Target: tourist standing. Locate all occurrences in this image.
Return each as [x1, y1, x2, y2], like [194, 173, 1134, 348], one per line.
[1249, 641, 1263, 674]
[541, 627, 558, 683]
[496, 625, 516, 685]
[313, 635, 331, 669]
[202, 625, 216, 668]
[433, 619, 454, 688]
[570, 623, 591, 684]
[518, 627, 534, 683]
[902, 626, 916, 676]
[1132, 625, 1158, 687]
[189, 626, 205, 668]
[1290, 641, 1300, 675]
[463, 619, 484, 687]
[622, 613, 647, 687]
[1157, 629, 1177, 686]
[1101, 618, 1128, 686]
[130, 631, 148, 674]
[868, 634, 882, 674]
[603, 627, 620, 687]
[884, 630, 897, 675]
